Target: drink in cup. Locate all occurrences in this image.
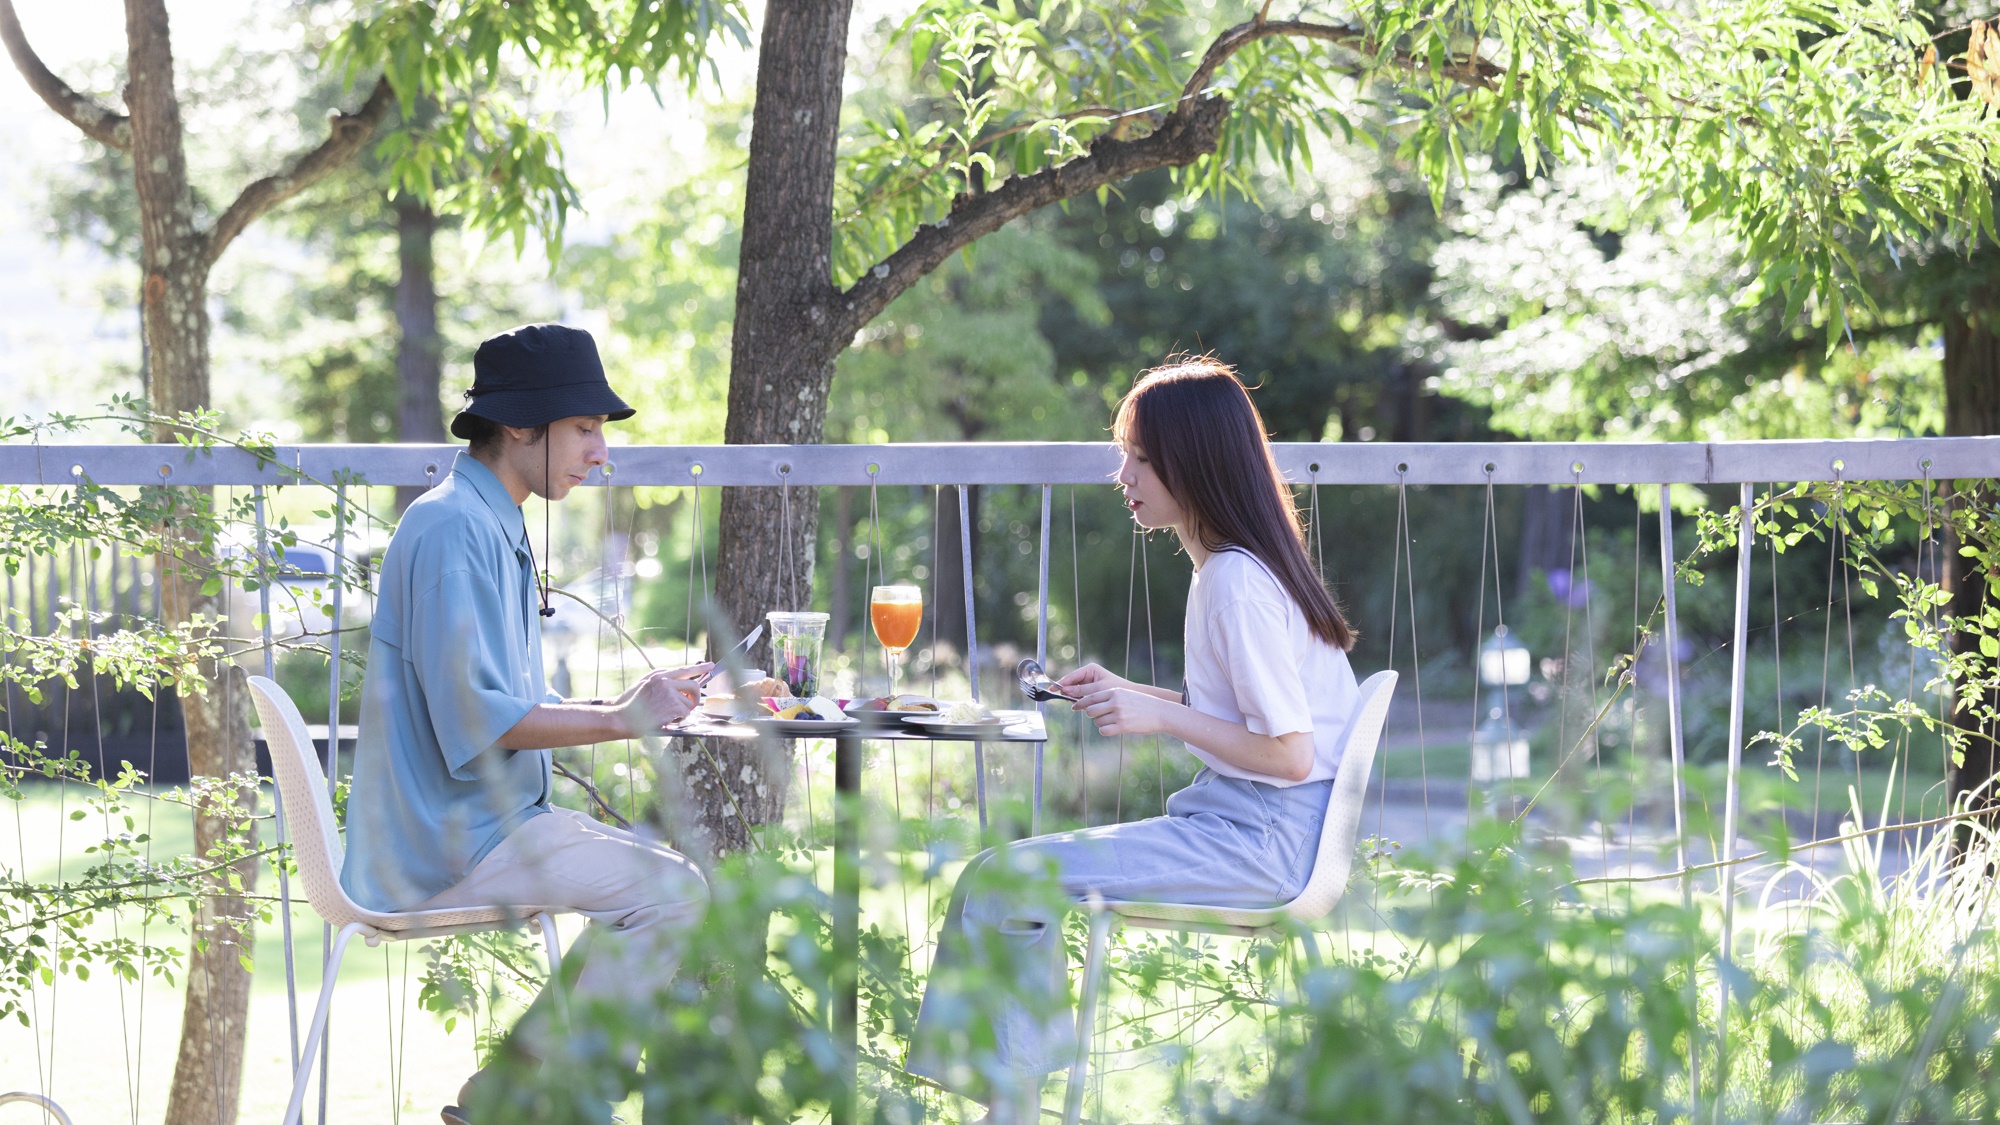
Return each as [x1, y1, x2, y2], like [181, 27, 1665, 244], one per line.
[870, 585, 923, 697]
[767, 611, 830, 697]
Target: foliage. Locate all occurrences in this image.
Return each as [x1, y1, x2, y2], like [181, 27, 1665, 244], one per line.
[330, 0, 750, 257]
[0, 402, 381, 1030]
[836, 0, 2000, 332]
[0, 740, 267, 1030]
[1689, 475, 1986, 778]
[1428, 160, 1949, 442]
[1220, 801, 2000, 1124]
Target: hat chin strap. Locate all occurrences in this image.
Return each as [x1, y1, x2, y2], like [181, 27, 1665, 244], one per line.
[529, 437, 556, 619]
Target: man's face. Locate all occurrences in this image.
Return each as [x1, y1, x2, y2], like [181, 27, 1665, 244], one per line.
[509, 415, 610, 501]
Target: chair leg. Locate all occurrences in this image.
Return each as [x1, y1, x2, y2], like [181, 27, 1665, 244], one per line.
[1063, 910, 1114, 1125]
[285, 922, 363, 1125]
[534, 912, 569, 1027]
[1299, 930, 1323, 969]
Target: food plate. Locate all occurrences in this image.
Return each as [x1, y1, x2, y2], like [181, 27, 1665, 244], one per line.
[747, 695, 858, 737]
[901, 713, 1011, 738]
[840, 695, 944, 729]
[843, 708, 921, 731]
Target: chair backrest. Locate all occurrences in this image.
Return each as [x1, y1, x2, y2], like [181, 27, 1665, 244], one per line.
[247, 675, 369, 928]
[1281, 669, 1397, 923]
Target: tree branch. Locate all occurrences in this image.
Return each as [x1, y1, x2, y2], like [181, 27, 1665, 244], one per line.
[834, 17, 1501, 340]
[1180, 18, 1499, 106]
[835, 94, 1231, 340]
[200, 75, 395, 270]
[0, 0, 130, 150]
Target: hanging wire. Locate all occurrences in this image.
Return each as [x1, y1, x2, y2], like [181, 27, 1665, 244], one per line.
[927, 486, 942, 701]
[592, 477, 609, 799]
[253, 484, 304, 1078]
[9, 550, 51, 1120]
[1116, 528, 1139, 824]
[1924, 463, 1950, 819]
[1837, 475, 1864, 801]
[1810, 478, 1840, 838]
[1140, 530, 1163, 811]
[1071, 487, 1087, 829]
[141, 549, 162, 1125]
[865, 467, 918, 982]
[1556, 482, 1581, 818]
[43, 535, 78, 1112]
[1626, 490, 1644, 915]
[924, 486, 942, 959]
[1392, 469, 1431, 841]
[86, 543, 141, 1125]
[606, 466, 637, 826]
[780, 465, 796, 605]
[1467, 467, 1496, 821]
[1574, 477, 1607, 904]
[316, 484, 348, 1125]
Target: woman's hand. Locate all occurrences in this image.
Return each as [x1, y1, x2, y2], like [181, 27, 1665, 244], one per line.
[1075, 686, 1181, 738]
[1057, 662, 1135, 697]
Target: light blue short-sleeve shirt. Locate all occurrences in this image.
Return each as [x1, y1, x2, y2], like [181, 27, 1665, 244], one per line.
[341, 452, 557, 912]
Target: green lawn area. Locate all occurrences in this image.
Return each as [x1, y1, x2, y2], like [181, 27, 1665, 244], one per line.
[5, 780, 1285, 1124]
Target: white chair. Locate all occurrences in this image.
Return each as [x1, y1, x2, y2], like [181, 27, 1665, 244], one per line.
[1060, 669, 1398, 1125]
[246, 676, 569, 1125]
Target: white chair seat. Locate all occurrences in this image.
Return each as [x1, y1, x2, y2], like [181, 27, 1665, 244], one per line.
[1102, 899, 1284, 936]
[347, 903, 569, 937]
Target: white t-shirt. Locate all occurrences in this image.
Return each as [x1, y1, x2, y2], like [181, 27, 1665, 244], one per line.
[1181, 548, 1359, 787]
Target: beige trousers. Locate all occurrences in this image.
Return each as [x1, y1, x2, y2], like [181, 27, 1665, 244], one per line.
[415, 806, 708, 1044]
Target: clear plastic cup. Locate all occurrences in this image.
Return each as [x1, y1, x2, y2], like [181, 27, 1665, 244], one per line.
[766, 611, 830, 696]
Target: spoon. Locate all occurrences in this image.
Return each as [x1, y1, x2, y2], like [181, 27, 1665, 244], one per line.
[1016, 657, 1077, 703]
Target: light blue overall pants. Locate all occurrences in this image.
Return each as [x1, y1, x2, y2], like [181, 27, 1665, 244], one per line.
[907, 767, 1331, 1101]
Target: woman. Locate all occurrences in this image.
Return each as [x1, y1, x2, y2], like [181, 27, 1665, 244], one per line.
[907, 357, 1360, 1122]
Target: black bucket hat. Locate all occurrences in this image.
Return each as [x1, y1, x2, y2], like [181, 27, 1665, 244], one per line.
[449, 323, 635, 439]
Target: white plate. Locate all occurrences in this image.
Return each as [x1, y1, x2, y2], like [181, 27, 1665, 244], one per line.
[843, 707, 931, 730]
[901, 713, 1009, 738]
[747, 716, 858, 737]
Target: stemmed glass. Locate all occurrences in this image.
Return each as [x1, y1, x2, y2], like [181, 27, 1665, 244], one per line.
[869, 585, 923, 699]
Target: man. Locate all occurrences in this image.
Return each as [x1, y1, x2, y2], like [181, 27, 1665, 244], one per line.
[340, 323, 709, 1125]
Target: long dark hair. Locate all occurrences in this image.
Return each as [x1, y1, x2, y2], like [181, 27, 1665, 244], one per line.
[1114, 356, 1354, 650]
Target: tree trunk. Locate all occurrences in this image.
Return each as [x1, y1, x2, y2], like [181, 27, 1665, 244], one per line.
[125, 2, 259, 1118]
[700, 0, 854, 849]
[160, 665, 260, 1125]
[1516, 485, 1571, 601]
[1944, 272, 2000, 835]
[394, 196, 444, 512]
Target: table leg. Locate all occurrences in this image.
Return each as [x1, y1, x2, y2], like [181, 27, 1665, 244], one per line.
[834, 737, 861, 1125]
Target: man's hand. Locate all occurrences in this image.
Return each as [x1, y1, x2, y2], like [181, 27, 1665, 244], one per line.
[617, 665, 710, 735]
[1075, 686, 1181, 738]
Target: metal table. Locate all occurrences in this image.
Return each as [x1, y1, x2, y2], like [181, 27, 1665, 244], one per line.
[669, 711, 1051, 1123]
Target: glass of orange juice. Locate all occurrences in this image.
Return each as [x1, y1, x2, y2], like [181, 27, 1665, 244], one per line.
[870, 584, 923, 698]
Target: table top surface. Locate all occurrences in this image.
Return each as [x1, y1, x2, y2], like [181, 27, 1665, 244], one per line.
[664, 708, 1050, 742]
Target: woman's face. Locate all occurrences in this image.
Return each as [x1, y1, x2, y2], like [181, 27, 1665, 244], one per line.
[1117, 440, 1184, 531]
